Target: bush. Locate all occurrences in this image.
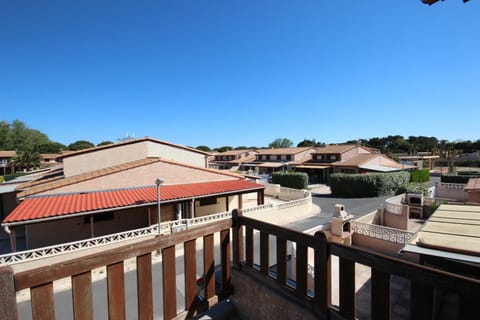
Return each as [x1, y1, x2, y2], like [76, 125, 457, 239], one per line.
[271, 171, 309, 189]
[396, 182, 429, 196]
[440, 174, 479, 184]
[0, 176, 4, 183]
[410, 169, 430, 183]
[330, 171, 410, 198]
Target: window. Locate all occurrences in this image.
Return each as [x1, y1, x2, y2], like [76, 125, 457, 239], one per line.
[330, 155, 337, 160]
[286, 155, 292, 161]
[84, 212, 114, 224]
[199, 197, 217, 206]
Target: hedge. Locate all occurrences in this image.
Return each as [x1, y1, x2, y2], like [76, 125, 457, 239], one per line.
[410, 169, 430, 183]
[0, 176, 4, 184]
[441, 174, 480, 184]
[330, 171, 410, 198]
[271, 171, 309, 189]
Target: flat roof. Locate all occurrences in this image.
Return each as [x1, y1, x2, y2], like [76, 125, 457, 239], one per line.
[402, 204, 480, 264]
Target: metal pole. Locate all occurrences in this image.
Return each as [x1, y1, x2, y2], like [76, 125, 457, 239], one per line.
[155, 178, 164, 235]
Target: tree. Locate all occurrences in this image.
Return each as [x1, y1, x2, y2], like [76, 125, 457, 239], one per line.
[68, 140, 95, 151]
[37, 142, 67, 153]
[97, 141, 114, 147]
[10, 149, 41, 171]
[297, 139, 325, 148]
[195, 145, 211, 152]
[268, 138, 293, 149]
[213, 146, 233, 153]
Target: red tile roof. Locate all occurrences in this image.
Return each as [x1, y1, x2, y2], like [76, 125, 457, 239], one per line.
[3, 180, 264, 225]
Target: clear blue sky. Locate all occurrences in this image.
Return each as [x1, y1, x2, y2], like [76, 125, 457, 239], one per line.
[1, 0, 479, 149]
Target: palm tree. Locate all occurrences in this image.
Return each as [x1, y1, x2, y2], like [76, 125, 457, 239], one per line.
[10, 150, 41, 172]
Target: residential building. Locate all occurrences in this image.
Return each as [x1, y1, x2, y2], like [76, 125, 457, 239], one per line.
[250, 147, 315, 175]
[295, 144, 414, 183]
[208, 149, 257, 171]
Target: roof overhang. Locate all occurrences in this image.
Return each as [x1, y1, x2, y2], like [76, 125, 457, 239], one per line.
[258, 162, 286, 168]
[295, 165, 330, 170]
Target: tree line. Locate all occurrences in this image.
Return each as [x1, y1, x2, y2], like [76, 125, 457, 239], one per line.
[199, 136, 480, 156]
[1, 120, 479, 157]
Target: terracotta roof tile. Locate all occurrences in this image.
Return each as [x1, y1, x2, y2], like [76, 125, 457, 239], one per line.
[465, 178, 480, 192]
[312, 144, 358, 154]
[3, 180, 264, 225]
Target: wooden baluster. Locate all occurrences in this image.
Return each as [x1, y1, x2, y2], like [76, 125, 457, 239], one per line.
[245, 226, 254, 268]
[295, 243, 308, 297]
[232, 209, 243, 268]
[31, 282, 55, 320]
[0, 267, 18, 320]
[220, 229, 231, 292]
[72, 271, 93, 320]
[371, 268, 390, 320]
[203, 233, 215, 302]
[184, 239, 197, 314]
[276, 237, 287, 285]
[136, 253, 153, 320]
[260, 231, 269, 276]
[162, 246, 177, 320]
[107, 261, 126, 320]
[339, 257, 355, 319]
[313, 231, 331, 317]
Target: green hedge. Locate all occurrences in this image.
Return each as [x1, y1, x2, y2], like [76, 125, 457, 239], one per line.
[410, 169, 430, 183]
[441, 174, 480, 184]
[396, 182, 429, 196]
[330, 171, 410, 198]
[271, 171, 309, 189]
[0, 176, 4, 184]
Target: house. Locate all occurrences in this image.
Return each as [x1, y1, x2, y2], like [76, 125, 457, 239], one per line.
[0, 151, 16, 175]
[247, 147, 315, 176]
[208, 149, 257, 171]
[2, 137, 265, 250]
[295, 144, 414, 183]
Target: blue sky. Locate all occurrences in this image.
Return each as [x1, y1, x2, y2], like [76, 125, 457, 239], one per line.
[1, 0, 479, 149]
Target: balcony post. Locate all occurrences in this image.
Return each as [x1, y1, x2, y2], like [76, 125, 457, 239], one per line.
[0, 267, 18, 320]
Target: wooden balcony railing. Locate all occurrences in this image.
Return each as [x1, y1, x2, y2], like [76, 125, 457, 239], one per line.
[232, 210, 479, 320]
[0, 219, 232, 320]
[1, 211, 479, 320]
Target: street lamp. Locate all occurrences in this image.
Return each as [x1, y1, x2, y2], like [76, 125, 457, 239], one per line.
[155, 178, 164, 235]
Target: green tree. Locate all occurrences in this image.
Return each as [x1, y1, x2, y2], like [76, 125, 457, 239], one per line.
[297, 139, 325, 147]
[195, 145, 211, 152]
[68, 140, 95, 151]
[268, 138, 293, 149]
[37, 142, 67, 153]
[10, 149, 41, 171]
[0, 121, 10, 150]
[97, 141, 114, 147]
[214, 146, 233, 153]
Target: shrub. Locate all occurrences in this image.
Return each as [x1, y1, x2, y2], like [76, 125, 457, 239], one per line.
[330, 171, 410, 198]
[397, 182, 429, 196]
[0, 176, 4, 184]
[271, 171, 308, 189]
[440, 174, 479, 184]
[410, 169, 430, 183]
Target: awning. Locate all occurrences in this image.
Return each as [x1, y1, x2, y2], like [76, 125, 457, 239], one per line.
[401, 204, 480, 264]
[258, 162, 285, 168]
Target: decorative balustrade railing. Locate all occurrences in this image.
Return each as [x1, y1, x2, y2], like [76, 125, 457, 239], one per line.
[351, 221, 416, 244]
[0, 211, 232, 266]
[0, 191, 312, 266]
[438, 182, 467, 191]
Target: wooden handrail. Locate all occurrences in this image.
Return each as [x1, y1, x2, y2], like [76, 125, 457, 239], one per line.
[235, 213, 480, 320]
[0, 219, 232, 320]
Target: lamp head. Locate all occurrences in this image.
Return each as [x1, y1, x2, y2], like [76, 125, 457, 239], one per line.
[155, 178, 164, 186]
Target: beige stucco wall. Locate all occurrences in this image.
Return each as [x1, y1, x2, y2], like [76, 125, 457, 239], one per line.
[41, 161, 237, 195]
[293, 149, 315, 162]
[342, 146, 367, 161]
[63, 141, 149, 177]
[26, 207, 149, 249]
[63, 140, 207, 177]
[146, 141, 206, 167]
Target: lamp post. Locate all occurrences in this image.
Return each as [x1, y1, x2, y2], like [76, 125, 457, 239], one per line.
[155, 178, 164, 235]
